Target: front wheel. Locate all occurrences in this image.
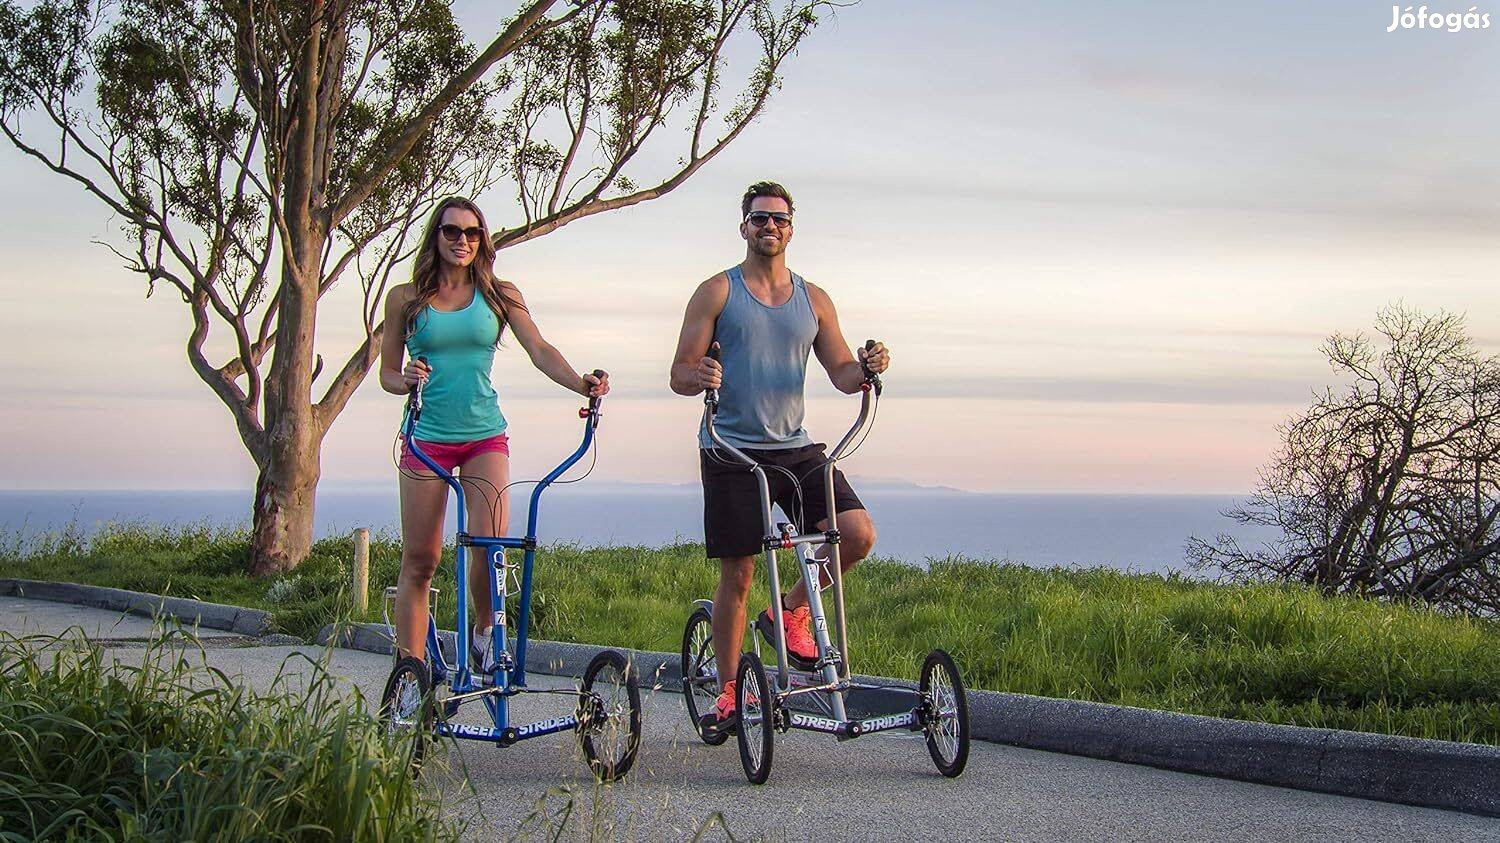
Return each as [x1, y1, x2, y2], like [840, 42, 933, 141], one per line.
[681, 607, 728, 745]
[919, 649, 970, 778]
[380, 655, 434, 772]
[735, 651, 775, 784]
[578, 649, 642, 782]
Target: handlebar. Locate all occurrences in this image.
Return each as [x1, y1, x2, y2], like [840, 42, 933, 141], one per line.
[402, 359, 603, 508]
[701, 339, 880, 468]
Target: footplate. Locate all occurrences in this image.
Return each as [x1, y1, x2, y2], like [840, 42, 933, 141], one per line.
[786, 709, 921, 739]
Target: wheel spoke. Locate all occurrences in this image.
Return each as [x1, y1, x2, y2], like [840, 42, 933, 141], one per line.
[924, 660, 963, 762]
[686, 617, 720, 727]
[742, 671, 764, 764]
[390, 674, 422, 729]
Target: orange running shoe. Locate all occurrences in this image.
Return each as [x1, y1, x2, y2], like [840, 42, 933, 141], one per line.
[697, 679, 739, 738]
[756, 599, 818, 670]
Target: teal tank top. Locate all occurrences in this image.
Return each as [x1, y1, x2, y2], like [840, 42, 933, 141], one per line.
[404, 290, 508, 442]
[699, 265, 818, 450]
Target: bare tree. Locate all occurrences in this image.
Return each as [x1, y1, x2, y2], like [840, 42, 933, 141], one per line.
[1189, 305, 1500, 616]
[0, 0, 836, 574]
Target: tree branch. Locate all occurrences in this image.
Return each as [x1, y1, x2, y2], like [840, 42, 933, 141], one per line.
[327, 0, 576, 226]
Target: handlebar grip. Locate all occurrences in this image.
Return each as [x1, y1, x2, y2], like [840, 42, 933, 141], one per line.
[408, 356, 429, 418]
[703, 342, 721, 412]
[587, 369, 605, 411]
[410, 356, 429, 395]
[861, 340, 883, 395]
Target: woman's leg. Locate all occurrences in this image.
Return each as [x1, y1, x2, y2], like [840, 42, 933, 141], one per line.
[397, 470, 449, 661]
[458, 449, 511, 633]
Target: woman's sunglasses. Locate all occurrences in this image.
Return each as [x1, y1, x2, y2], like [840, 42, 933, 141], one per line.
[439, 224, 484, 243]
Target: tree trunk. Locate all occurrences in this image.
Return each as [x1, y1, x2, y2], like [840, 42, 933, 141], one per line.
[249, 8, 328, 577]
[247, 249, 321, 576]
[248, 260, 322, 576]
[249, 450, 320, 576]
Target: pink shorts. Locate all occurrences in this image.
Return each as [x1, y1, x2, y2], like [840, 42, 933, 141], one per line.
[400, 433, 510, 473]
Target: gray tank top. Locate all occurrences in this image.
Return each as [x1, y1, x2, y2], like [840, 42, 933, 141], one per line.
[699, 265, 818, 450]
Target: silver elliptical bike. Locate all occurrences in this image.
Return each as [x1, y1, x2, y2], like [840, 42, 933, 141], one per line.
[680, 341, 970, 783]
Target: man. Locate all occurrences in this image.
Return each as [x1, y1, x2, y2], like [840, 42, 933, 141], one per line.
[669, 180, 890, 735]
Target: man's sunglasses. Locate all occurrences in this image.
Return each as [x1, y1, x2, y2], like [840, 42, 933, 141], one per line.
[439, 224, 484, 243]
[744, 211, 793, 229]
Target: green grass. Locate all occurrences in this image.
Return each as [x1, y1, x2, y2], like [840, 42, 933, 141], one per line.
[0, 626, 456, 841]
[6, 522, 1500, 746]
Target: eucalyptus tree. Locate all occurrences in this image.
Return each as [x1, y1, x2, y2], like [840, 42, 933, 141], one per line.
[0, 0, 833, 573]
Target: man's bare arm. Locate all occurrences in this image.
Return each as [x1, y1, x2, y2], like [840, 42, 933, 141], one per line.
[670, 274, 731, 395]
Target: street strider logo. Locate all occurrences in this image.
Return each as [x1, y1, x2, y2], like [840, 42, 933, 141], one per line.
[1388, 5, 1492, 30]
[517, 716, 576, 738]
[791, 713, 841, 732]
[859, 712, 917, 732]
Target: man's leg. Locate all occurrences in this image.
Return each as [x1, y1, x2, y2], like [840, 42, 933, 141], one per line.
[785, 509, 876, 611]
[712, 554, 756, 690]
[756, 448, 870, 667]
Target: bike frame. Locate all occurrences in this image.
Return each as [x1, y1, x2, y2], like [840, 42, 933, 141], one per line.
[703, 367, 905, 732]
[399, 385, 600, 746]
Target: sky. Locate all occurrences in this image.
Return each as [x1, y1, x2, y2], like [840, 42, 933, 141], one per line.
[1, 0, 1497, 494]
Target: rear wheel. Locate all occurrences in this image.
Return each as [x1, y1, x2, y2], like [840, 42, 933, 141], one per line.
[578, 649, 642, 782]
[680, 607, 728, 745]
[919, 649, 970, 778]
[380, 656, 434, 772]
[735, 651, 775, 784]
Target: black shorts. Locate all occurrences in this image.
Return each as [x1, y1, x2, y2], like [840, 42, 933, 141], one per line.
[700, 443, 865, 559]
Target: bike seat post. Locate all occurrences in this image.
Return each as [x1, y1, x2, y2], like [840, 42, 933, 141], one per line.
[795, 526, 848, 722]
[824, 458, 852, 683]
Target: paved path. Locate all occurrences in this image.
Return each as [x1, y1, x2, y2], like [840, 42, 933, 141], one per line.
[5, 596, 1498, 841]
[0, 594, 244, 640]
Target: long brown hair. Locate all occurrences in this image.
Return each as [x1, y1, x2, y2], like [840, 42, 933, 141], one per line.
[403, 196, 524, 343]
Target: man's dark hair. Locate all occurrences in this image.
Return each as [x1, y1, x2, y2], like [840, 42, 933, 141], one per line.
[741, 181, 795, 218]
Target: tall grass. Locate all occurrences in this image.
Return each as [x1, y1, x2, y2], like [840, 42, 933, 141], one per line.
[0, 626, 454, 841]
[6, 523, 1499, 745]
[2, 520, 362, 638]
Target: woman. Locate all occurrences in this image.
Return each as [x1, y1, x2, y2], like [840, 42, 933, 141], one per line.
[379, 196, 608, 668]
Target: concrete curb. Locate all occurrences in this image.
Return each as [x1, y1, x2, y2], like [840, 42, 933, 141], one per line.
[0, 578, 271, 636]
[7, 585, 1496, 817]
[960, 688, 1500, 819]
[316, 620, 1500, 818]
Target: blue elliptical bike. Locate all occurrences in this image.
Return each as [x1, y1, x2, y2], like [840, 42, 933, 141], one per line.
[379, 364, 641, 781]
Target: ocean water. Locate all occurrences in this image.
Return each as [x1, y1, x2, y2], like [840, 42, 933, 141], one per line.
[0, 486, 1278, 576]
